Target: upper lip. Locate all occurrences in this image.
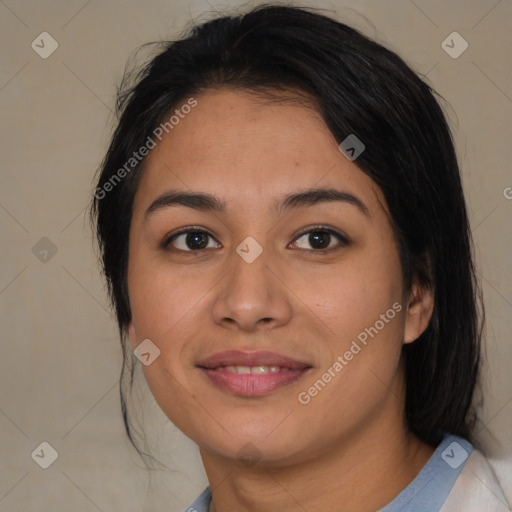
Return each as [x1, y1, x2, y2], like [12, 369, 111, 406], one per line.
[197, 350, 311, 370]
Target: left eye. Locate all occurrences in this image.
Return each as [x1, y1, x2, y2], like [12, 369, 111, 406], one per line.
[291, 229, 348, 251]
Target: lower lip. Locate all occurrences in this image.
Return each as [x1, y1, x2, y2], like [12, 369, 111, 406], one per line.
[199, 368, 310, 397]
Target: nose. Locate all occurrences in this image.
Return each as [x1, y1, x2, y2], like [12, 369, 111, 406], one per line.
[211, 241, 293, 333]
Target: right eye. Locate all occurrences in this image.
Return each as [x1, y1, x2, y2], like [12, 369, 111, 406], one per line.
[163, 228, 221, 253]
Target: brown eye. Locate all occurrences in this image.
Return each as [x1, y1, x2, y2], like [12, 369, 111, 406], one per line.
[292, 227, 349, 252]
[308, 231, 331, 249]
[164, 230, 220, 252]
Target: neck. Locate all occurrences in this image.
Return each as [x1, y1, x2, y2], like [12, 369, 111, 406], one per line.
[201, 376, 435, 512]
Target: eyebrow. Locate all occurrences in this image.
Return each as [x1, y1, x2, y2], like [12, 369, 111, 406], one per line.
[144, 187, 370, 219]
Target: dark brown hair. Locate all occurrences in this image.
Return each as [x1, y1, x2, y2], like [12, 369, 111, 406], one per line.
[90, 4, 482, 464]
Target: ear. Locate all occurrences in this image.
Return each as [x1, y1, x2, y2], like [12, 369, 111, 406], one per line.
[403, 281, 434, 344]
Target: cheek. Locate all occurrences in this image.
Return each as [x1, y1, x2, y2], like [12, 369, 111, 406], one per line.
[138, 361, 209, 443]
[297, 246, 405, 394]
[127, 250, 208, 341]
[292, 295, 404, 448]
[297, 254, 403, 343]
[127, 260, 204, 429]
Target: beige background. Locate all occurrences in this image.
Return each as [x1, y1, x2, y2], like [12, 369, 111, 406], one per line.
[0, 0, 511, 510]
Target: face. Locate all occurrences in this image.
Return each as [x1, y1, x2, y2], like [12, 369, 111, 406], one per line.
[126, 89, 431, 466]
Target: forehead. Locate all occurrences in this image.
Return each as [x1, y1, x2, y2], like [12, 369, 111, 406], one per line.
[133, 88, 384, 216]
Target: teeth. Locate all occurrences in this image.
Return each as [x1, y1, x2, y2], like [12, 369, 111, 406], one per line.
[220, 365, 288, 374]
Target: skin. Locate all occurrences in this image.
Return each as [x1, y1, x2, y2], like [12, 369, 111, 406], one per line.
[126, 89, 435, 512]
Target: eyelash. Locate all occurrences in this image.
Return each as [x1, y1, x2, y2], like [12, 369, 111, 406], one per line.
[161, 225, 350, 254]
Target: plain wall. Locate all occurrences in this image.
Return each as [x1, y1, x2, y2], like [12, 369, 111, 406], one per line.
[0, 1, 511, 510]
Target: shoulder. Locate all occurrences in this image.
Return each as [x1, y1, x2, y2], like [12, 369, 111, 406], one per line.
[440, 447, 511, 512]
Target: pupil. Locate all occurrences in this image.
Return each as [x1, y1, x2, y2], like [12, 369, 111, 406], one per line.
[187, 231, 208, 250]
[310, 231, 330, 249]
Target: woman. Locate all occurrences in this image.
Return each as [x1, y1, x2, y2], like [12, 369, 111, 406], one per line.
[90, 5, 509, 511]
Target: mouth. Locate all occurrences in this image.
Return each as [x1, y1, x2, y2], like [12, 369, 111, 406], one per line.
[196, 350, 313, 397]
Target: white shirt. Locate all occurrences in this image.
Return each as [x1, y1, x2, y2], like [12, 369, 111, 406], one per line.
[184, 434, 511, 511]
